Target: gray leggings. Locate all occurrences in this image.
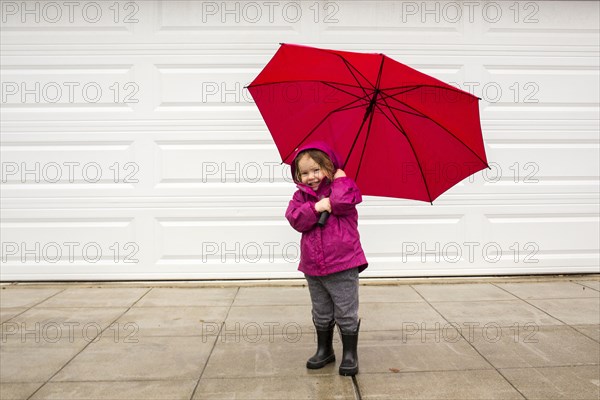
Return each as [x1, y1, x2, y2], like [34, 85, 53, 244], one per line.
[304, 268, 359, 333]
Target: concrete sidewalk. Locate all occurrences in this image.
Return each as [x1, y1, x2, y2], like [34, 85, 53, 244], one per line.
[1, 276, 599, 400]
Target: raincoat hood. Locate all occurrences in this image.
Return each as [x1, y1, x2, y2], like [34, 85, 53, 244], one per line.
[290, 140, 342, 186]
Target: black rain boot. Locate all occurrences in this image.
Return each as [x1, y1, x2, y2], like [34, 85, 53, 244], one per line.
[339, 319, 360, 376]
[306, 321, 336, 369]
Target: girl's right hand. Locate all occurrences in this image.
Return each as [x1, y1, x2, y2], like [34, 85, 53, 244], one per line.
[315, 198, 331, 213]
[334, 169, 346, 179]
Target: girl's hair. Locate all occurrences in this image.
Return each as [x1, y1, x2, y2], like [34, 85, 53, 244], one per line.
[294, 149, 336, 183]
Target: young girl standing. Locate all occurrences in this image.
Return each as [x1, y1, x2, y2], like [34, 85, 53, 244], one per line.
[285, 141, 368, 376]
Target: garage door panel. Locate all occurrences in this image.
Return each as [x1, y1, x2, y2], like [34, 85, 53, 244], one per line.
[483, 212, 600, 252]
[321, 1, 467, 42]
[157, 141, 289, 185]
[481, 1, 599, 45]
[480, 64, 599, 121]
[157, 65, 258, 109]
[1, 140, 138, 189]
[1, 64, 139, 108]
[156, 218, 300, 267]
[322, 1, 599, 47]
[0, 216, 138, 266]
[360, 215, 466, 267]
[0, 1, 141, 44]
[473, 141, 600, 194]
[358, 204, 599, 277]
[157, 0, 307, 43]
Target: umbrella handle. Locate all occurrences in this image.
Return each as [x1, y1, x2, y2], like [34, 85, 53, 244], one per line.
[317, 211, 330, 226]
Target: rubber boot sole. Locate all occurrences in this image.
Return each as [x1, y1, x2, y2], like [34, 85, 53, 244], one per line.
[338, 363, 358, 376]
[306, 354, 335, 369]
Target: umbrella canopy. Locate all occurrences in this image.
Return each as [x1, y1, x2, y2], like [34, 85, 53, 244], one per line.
[248, 43, 488, 202]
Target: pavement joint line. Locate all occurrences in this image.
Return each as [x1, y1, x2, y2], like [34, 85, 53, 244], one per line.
[356, 324, 583, 332]
[427, 296, 600, 302]
[408, 283, 529, 400]
[568, 326, 600, 344]
[0, 308, 30, 326]
[491, 282, 600, 343]
[497, 363, 600, 370]
[189, 286, 240, 400]
[346, 363, 600, 375]
[348, 367, 498, 375]
[1, 287, 68, 326]
[180, 373, 350, 378]
[349, 363, 600, 377]
[23, 287, 153, 400]
[351, 375, 363, 400]
[573, 281, 600, 292]
[4, 305, 174, 309]
[25, 378, 200, 383]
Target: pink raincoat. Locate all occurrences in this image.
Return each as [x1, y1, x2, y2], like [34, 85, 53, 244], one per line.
[285, 141, 368, 277]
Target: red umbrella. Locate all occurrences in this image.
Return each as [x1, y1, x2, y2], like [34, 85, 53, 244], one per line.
[247, 43, 489, 203]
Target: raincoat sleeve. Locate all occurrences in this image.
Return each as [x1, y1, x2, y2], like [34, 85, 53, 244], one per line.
[285, 190, 319, 232]
[329, 177, 362, 216]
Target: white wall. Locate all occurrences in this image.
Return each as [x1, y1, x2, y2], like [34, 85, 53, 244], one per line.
[1, 1, 598, 280]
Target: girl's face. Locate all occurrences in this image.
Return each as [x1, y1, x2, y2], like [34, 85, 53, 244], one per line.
[297, 154, 324, 190]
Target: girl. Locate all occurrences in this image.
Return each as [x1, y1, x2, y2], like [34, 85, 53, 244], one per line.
[285, 141, 368, 376]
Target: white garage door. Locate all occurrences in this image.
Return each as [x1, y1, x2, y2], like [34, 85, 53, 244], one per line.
[1, 1, 598, 281]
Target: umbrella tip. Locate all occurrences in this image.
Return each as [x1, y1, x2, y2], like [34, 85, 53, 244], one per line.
[279, 42, 285, 45]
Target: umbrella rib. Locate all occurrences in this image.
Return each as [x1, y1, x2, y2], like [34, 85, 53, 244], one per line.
[374, 54, 385, 88]
[379, 92, 488, 167]
[313, 45, 376, 91]
[322, 82, 371, 101]
[373, 104, 407, 138]
[353, 100, 378, 183]
[382, 84, 480, 99]
[337, 57, 376, 91]
[325, 47, 382, 99]
[384, 85, 422, 97]
[281, 98, 372, 163]
[251, 48, 376, 98]
[341, 108, 371, 171]
[248, 79, 372, 103]
[376, 101, 429, 120]
[353, 54, 386, 183]
[374, 101, 434, 203]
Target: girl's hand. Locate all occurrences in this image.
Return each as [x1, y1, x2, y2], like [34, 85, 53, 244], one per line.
[334, 169, 346, 179]
[315, 198, 331, 213]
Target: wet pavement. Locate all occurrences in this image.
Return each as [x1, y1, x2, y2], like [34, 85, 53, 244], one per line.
[1, 276, 599, 399]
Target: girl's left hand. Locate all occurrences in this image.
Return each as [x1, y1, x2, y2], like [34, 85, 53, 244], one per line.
[334, 169, 346, 179]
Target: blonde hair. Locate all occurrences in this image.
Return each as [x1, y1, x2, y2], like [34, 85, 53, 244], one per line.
[294, 149, 336, 183]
